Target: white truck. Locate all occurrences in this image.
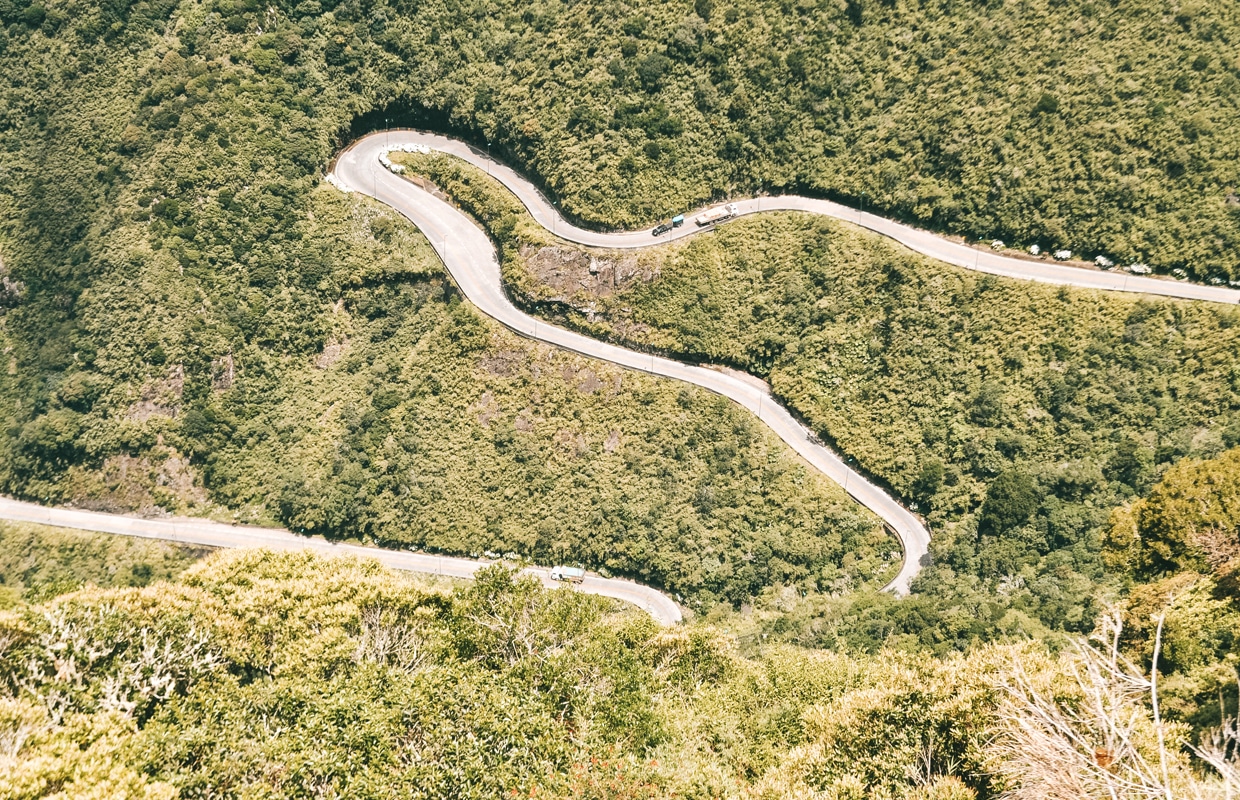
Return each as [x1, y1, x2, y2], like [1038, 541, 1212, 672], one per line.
[549, 566, 586, 584]
[694, 203, 739, 227]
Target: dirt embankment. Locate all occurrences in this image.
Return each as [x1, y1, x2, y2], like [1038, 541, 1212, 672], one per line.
[520, 244, 657, 300]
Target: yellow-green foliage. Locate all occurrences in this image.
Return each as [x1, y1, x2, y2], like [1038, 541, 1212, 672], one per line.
[7, 551, 1230, 800]
[1, 551, 646, 798]
[1110, 446, 1240, 579]
[0, 701, 177, 800]
[0, 550, 1003, 799]
[1102, 447, 1240, 731]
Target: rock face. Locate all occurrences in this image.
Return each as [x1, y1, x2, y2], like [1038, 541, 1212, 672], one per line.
[126, 365, 185, 422]
[520, 244, 657, 300]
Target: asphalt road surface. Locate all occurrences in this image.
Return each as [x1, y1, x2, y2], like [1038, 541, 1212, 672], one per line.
[0, 497, 682, 625]
[334, 133, 932, 595]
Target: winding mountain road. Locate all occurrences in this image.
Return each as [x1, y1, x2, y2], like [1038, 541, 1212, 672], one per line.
[0, 496, 682, 624]
[334, 132, 932, 596]
[11, 130, 1227, 626]
[333, 130, 1239, 597]
[348, 130, 1240, 305]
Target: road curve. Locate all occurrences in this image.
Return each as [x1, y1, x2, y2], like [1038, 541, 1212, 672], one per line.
[0, 496, 682, 625]
[333, 133, 930, 595]
[351, 130, 1240, 305]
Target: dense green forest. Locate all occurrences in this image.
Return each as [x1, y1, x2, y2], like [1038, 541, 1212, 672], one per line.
[2, 443, 1239, 798]
[394, 150, 1240, 645]
[0, 0, 1236, 635]
[2, 0, 1240, 793]
[6, 0, 1234, 277]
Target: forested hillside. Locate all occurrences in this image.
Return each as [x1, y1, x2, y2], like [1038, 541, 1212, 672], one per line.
[7, 0, 1234, 276]
[395, 150, 1240, 645]
[0, 0, 918, 609]
[3, 0, 1240, 794]
[0, 0, 1237, 624]
[0, 521, 209, 605]
[4, 438, 1240, 800]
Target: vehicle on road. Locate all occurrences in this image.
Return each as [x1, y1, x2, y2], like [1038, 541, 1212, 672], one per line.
[653, 214, 686, 236]
[550, 566, 586, 583]
[694, 203, 739, 226]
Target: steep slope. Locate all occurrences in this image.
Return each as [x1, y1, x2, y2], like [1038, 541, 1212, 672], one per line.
[1, 0, 1238, 615]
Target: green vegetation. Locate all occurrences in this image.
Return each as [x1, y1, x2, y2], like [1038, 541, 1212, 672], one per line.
[0, 522, 209, 606]
[0, 0, 1234, 643]
[2, 0, 1239, 791]
[0, 0, 901, 610]
[4, 503, 1240, 799]
[394, 151, 1240, 644]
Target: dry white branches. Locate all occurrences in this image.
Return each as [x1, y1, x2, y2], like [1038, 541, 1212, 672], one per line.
[990, 609, 1240, 800]
[354, 604, 431, 673]
[16, 603, 223, 720]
